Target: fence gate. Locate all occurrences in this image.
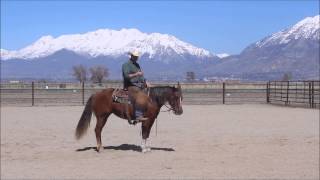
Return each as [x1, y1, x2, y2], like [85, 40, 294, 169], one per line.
[267, 81, 320, 108]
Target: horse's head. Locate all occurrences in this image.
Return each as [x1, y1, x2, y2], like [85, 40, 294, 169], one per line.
[168, 82, 183, 115]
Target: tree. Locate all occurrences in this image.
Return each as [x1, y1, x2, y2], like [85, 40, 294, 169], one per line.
[282, 72, 292, 81]
[90, 65, 109, 84]
[186, 71, 196, 82]
[72, 65, 87, 83]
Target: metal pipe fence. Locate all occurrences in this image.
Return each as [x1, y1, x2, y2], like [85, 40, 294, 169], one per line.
[1, 82, 267, 106]
[267, 81, 320, 108]
[1, 81, 318, 107]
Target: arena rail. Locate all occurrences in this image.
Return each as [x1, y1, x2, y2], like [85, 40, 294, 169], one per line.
[1, 81, 319, 108]
[267, 80, 320, 108]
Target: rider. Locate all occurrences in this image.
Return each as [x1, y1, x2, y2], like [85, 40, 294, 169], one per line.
[122, 51, 150, 122]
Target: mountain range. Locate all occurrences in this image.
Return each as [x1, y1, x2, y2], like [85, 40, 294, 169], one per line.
[1, 15, 319, 81]
[206, 15, 320, 80]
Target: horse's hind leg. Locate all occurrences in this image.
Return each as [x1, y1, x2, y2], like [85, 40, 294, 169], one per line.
[95, 114, 110, 152]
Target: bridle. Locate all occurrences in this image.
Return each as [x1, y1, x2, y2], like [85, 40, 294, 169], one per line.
[148, 86, 182, 113]
[161, 104, 174, 112]
[161, 96, 182, 113]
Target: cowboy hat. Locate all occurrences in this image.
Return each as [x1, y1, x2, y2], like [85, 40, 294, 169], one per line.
[130, 51, 140, 57]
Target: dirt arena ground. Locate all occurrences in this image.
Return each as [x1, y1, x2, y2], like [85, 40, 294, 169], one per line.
[1, 104, 319, 179]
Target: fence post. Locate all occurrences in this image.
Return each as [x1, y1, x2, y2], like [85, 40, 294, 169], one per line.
[285, 81, 289, 105]
[32, 81, 34, 106]
[280, 82, 283, 102]
[308, 82, 312, 108]
[82, 82, 85, 105]
[222, 82, 225, 104]
[311, 81, 314, 108]
[266, 81, 270, 103]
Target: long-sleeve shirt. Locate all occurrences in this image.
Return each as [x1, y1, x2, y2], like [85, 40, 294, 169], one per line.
[122, 60, 146, 89]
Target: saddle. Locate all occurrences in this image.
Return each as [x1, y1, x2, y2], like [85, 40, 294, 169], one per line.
[112, 88, 150, 125]
[112, 89, 130, 104]
[112, 89, 136, 125]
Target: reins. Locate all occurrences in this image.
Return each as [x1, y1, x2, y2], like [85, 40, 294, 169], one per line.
[147, 87, 174, 113]
[161, 104, 174, 112]
[146, 86, 180, 137]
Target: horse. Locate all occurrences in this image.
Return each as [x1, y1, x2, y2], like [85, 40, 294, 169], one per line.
[75, 83, 183, 153]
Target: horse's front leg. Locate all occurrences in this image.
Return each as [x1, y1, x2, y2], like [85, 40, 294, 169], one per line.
[141, 122, 153, 153]
[141, 138, 152, 153]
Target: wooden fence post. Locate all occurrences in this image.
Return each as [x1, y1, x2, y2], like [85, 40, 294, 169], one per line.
[32, 81, 34, 106]
[222, 82, 225, 104]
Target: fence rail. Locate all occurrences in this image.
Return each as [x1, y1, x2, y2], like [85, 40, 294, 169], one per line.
[1, 82, 267, 106]
[267, 81, 320, 108]
[1, 81, 318, 108]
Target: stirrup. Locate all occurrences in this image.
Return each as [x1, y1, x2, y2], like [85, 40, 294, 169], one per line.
[128, 119, 138, 125]
[135, 117, 148, 121]
[128, 117, 147, 125]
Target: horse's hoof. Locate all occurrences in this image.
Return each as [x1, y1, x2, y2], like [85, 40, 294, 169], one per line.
[142, 147, 151, 153]
[96, 145, 102, 152]
[147, 147, 151, 152]
[142, 148, 148, 153]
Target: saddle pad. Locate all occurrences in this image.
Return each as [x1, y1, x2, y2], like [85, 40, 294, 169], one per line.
[112, 89, 130, 104]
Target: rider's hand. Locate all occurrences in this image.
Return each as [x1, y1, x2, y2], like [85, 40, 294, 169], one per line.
[129, 71, 143, 78]
[136, 71, 144, 76]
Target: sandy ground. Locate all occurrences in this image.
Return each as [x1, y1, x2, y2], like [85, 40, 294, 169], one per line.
[1, 104, 319, 179]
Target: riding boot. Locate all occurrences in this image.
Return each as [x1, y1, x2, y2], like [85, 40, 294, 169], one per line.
[135, 109, 148, 121]
[127, 86, 148, 123]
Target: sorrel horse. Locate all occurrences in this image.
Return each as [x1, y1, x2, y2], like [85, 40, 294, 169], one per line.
[75, 83, 183, 153]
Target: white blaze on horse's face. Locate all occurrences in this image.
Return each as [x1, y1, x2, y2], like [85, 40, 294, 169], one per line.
[169, 86, 183, 115]
[177, 83, 183, 115]
[176, 92, 183, 115]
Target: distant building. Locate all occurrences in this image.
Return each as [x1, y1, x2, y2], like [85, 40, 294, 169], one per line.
[9, 80, 20, 84]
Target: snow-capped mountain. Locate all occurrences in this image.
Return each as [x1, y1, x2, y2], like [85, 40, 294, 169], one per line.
[206, 15, 320, 80]
[1, 28, 213, 60]
[216, 53, 230, 58]
[0, 49, 13, 59]
[256, 15, 319, 47]
[1, 28, 219, 80]
[1, 15, 319, 81]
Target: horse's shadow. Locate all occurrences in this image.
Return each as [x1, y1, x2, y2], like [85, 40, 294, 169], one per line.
[76, 144, 175, 152]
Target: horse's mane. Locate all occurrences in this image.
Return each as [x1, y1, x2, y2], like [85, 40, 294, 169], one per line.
[149, 86, 175, 105]
[150, 86, 174, 96]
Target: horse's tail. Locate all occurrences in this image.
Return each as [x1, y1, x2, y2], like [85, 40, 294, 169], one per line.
[75, 95, 93, 140]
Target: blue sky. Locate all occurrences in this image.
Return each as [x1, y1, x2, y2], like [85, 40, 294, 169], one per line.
[1, 0, 319, 54]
